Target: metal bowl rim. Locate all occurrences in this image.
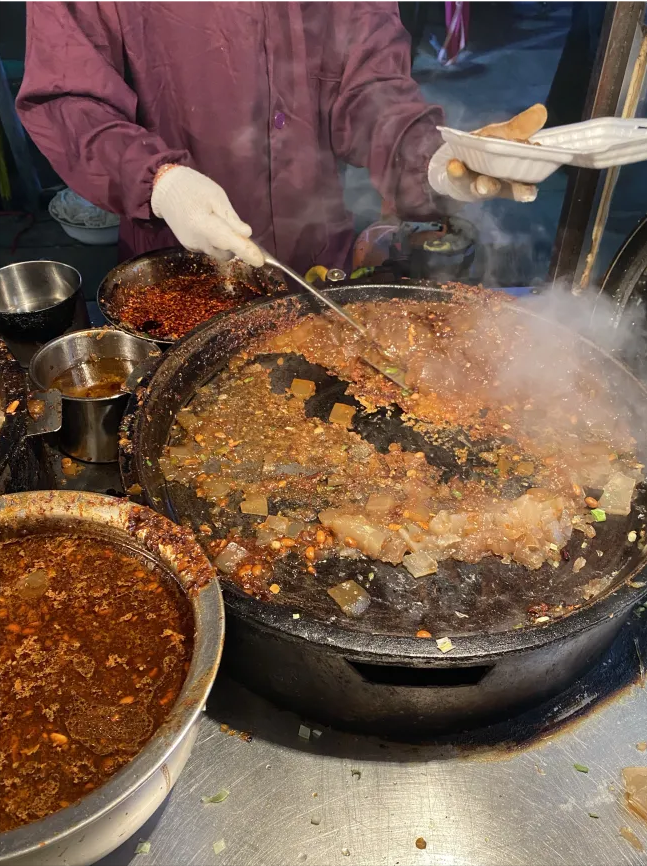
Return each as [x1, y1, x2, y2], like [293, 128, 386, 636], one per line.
[0, 490, 224, 861]
[120, 282, 647, 662]
[0, 261, 82, 315]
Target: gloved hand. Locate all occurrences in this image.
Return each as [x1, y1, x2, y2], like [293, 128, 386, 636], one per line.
[151, 165, 264, 267]
[428, 105, 548, 204]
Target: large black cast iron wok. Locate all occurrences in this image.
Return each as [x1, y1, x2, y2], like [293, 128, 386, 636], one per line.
[120, 283, 647, 737]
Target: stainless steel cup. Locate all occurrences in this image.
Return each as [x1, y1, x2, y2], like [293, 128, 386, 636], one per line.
[29, 329, 160, 463]
[0, 261, 82, 342]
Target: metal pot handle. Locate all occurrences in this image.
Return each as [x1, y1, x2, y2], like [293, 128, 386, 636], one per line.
[25, 389, 62, 438]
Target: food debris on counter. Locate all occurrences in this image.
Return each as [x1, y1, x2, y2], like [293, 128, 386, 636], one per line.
[135, 841, 151, 855]
[436, 637, 454, 653]
[201, 790, 229, 804]
[213, 839, 226, 856]
[619, 826, 644, 851]
[623, 767, 647, 822]
[219, 723, 253, 743]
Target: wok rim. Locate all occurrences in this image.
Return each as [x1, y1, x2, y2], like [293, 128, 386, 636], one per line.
[119, 283, 647, 663]
[0, 490, 224, 860]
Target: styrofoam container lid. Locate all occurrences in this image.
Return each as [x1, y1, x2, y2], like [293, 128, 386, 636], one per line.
[439, 117, 647, 183]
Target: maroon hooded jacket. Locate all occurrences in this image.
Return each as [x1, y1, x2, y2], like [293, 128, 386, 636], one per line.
[17, 2, 445, 271]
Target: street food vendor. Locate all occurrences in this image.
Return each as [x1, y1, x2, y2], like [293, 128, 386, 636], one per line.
[16, 2, 540, 272]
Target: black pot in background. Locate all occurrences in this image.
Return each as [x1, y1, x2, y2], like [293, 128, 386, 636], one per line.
[0, 260, 81, 343]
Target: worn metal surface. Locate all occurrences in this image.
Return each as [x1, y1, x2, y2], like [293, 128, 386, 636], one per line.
[97, 638, 647, 866]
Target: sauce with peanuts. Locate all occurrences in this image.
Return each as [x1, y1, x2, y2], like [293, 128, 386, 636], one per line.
[0, 533, 193, 832]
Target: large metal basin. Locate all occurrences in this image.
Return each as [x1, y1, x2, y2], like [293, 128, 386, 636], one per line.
[0, 491, 224, 866]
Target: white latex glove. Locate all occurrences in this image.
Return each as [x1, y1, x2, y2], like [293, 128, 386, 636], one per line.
[151, 165, 264, 267]
[428, 105, 547, 204]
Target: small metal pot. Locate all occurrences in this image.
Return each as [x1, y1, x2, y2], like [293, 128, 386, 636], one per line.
[0, 490, 223, 866]
[0, 261, 82, 342]
[30, 329, 160, 463]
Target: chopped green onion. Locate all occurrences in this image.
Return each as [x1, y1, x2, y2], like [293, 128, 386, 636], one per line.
[213, 839, 226, 856]
[135, 841, 151, 855]
[385, 367, 399, 374]
[588, 813, 599, 819]
[574, 763, 589, 773]
[401, 389, 412, 397]
[202, 790, 229, 804]
[591, 508, 606, 522]
[243, 377, 254, 383]
[145, 459, 152, 466]
[452, 490, 463, 499]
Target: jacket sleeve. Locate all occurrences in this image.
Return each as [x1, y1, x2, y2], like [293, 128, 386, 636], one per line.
[329, 3, 447, 219]
[16, 2, 192, 220]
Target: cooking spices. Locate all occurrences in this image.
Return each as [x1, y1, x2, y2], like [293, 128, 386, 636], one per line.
[111, 273, 265, 341]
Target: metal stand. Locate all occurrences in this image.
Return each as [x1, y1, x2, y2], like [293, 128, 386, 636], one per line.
[549, 2, 647, 289]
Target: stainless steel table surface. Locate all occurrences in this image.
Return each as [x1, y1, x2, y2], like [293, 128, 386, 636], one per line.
[92, 655, 647, 866]
[61, 454, 647, 866]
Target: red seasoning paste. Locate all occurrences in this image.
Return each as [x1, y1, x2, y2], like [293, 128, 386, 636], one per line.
[0, 534, 193, 832]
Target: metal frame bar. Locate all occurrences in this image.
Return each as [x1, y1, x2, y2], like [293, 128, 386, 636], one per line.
[549, 2, 646, 288]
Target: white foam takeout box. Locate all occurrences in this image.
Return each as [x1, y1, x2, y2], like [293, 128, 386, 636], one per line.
[439, 117, 647, 184]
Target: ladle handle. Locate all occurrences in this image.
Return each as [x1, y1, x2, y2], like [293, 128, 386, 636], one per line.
[259, 248, 368, 337]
